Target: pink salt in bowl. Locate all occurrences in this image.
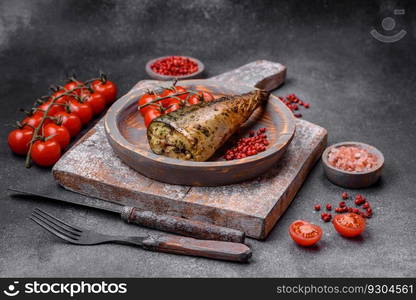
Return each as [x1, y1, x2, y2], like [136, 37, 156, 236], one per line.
[322, 141, 384, 188]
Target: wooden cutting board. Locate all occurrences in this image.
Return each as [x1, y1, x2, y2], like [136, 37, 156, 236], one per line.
[52, 61, 327, 240]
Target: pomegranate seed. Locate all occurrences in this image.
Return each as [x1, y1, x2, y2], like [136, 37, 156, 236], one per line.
[326, 204, 332, 211]
[314, 204, 321, 211]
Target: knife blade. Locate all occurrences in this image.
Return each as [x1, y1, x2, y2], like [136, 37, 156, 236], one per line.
[8, 187, 245, 243]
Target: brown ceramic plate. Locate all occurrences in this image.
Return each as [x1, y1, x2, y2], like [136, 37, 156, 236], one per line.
[104, 79, 295, 186]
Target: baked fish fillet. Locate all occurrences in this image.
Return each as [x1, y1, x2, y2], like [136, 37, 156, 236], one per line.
[147, 89, 269, 161]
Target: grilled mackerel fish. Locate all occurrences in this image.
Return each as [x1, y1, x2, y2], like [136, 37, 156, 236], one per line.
[147, 89, 269, 161]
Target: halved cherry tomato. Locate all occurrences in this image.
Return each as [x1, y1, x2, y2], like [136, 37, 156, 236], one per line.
[54, 111, 82, 137]
[64, 79, 85, 95]
[68, 100, 93, 125]
[165, 103, 181, 114]
[138, 93, 158, 115]
[144, 109, 161, 127]
[332, 213, 366, 238]
[81, 91, 106, 115]
[91, 79, 117, 104]
[289, 220, 322, 247]
[31, 139, 61, 167]
[43, 123, 71, 150]
[8, 128, 33, 155]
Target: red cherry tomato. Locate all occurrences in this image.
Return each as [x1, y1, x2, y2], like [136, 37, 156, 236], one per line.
[54, 111, 82, 137]
[160, 88, 177, 108]
[186, 94, 201, 106]
[289, 220, 322, 247]
[165, 103, 181, 114]
[68, 100, 93, 125]
[64, 79, 85, 95]
[138, 93, 158, 116]
[81, 91, 106, 115]
[22, 114, 50, 129]
[91, 79, 117, 104]
[31, 139, 61, 167]
[172, 86, 188, 100]
[43, 123, 71, 150]
[144, 109, 161, 127]
[198, 91, 214, 102]
[8, 128, 33, 155]
[35, 102, 64, 117]
[332, 213, 366, 238]
[49, 89, 70, 105]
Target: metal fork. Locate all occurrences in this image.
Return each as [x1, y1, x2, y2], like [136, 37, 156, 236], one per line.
[30, 208, 252, 262]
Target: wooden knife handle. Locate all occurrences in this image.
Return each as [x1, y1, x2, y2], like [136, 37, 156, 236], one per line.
[142, 235, 252, 263]
[121, 207, 245, 243]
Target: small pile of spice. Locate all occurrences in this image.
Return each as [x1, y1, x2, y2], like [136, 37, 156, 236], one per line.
[314, 192, 373, 221]
[151, 56, 198, 76]
[278, 94, 310, 118]
[224, 128, 269, 160]
[327, 146, 378, 172]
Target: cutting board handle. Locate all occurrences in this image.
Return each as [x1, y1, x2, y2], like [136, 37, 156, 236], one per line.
[211, 60, 286, 92]
[122, 207, 245, 243]
[142, 235, 252, 263]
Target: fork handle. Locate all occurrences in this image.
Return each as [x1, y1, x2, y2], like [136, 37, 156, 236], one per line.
[141, 235, 252, 263]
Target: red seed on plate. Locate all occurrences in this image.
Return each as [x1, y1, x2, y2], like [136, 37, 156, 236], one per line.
[314, 204, 321, 211]
[326, 204, 332, 211]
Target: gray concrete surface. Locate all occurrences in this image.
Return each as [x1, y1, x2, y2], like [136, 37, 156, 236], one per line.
[0, 0, 415, 277]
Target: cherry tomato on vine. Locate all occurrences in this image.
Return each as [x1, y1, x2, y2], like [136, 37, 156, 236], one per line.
[186, 94, 201, 106]
[49, 89, 70, 105]
[31, 139, 61, 167]
[332, 213, 366, 238]
[91, 79, 117, 104]
[165, 103, 181, 114]
[160, 88, 178, 108]
[64, 79, 85, 95]
[8, 128, 33, 155]
[36, 102, 64, 117]
[43, 123, 71, 150]
[22, 114, 49, 130]
[144, 109, 161, 127]
[198, 91, 214, 102]
[138, 93, 159, 116]
[81, 91, 106, 115]
[289, 220, 322, 247]
[54, 111, 82, 137]
[68, 100, 93, 125]
[172, 86, 188, 100]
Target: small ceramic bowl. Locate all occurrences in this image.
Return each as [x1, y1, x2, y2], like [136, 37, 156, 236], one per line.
[145, 56, 205, 81]
[322, 141, 384, 188]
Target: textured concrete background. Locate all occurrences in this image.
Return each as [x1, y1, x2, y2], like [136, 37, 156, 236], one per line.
[1, 0, 415, 277]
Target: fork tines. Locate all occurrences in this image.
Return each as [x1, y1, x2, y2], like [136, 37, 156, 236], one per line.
[30, 208, 82, 244]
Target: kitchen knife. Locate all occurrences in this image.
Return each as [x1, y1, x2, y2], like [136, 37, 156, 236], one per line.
[8, 187, 245, 243]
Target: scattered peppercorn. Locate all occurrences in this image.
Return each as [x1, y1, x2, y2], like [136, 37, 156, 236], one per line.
[342, 192, 349, 200]
[326, 204, 332, 211]
[339, 201, 346, 208]
[278, 94, 310, 118]
[314, 204, 321, 211]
